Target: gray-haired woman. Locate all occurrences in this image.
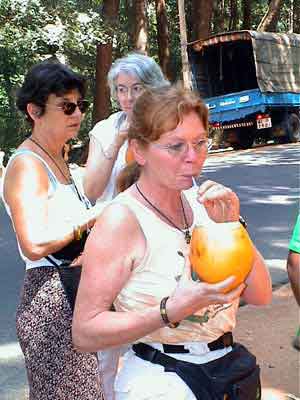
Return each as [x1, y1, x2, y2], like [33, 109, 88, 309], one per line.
[83, 52, 169, 203]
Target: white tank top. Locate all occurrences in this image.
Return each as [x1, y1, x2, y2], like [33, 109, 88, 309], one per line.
[2, 149, 91, 270]
[113, 188, 239, 344]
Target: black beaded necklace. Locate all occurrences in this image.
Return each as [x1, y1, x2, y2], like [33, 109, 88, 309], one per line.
[135, 183, 191, 244]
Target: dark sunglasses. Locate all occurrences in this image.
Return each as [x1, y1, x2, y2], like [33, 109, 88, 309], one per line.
[55, 100, 90, 115]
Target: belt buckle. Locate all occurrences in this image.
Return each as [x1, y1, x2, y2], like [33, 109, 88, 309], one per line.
[184, 342, 210, 355]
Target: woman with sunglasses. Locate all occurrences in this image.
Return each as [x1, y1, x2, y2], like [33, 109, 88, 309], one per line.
[73, 85, 272, 399]
[2, 62, 105, 400]
[83, 52, 169, 203]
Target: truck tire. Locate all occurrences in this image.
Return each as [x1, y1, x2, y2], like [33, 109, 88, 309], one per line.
[287, 113, 300, 142]
[232, 128, 255, 150]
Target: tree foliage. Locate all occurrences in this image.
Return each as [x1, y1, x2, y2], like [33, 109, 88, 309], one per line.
[0, 0, 298, 156]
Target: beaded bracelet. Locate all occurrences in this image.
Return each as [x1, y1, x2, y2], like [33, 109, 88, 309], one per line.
[160, 296, 180, 329]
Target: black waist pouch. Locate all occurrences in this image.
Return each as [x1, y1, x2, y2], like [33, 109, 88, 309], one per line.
[45, 231, 89, 311]
[51, 231, 88, 260]
[46, 255, 82, 311]
[57, 263, 82, 311]
[133, 343, 261, 400]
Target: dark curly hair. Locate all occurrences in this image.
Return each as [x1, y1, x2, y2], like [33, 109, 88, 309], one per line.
[16, 61, 86, 125]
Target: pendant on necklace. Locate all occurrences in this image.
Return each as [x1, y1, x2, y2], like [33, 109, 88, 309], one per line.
[184, 229, 191, 244]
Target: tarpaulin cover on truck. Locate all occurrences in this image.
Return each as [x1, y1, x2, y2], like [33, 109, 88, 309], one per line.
[189, 30, 300, 94]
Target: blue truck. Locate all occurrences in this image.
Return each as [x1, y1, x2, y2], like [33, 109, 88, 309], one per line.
[188, 30, 300, 149]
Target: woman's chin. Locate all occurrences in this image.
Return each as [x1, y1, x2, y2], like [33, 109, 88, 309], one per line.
[122, 107, 132, 116]
[179, 176, 195, 189]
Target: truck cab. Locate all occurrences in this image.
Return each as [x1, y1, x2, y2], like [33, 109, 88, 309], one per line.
[188, 30, 300, 149]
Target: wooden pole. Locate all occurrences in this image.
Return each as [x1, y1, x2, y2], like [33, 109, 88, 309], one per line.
[177, 0, 191, 89]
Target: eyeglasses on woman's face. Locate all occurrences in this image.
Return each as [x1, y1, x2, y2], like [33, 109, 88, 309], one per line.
[116, 83, 144, 98]
[47, 100, 90, 116]
[151, 138, 212, 158]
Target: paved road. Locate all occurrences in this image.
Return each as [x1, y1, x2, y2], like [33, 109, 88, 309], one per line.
[0, 143, 299, 399]
[202, 143, 300, 287]
[0, 202, 27, 399]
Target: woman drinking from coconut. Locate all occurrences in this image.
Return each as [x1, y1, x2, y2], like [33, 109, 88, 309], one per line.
[73, 84, 272, 400]
[82, 52, 169, 400]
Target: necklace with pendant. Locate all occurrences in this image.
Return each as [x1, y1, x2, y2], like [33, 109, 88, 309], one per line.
[135, 183, 191, 244]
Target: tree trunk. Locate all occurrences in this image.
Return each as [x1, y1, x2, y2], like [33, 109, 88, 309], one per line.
[154, 0, 173, 80]
[213, 0, 226, 33]
[242, 0, 252, 30]
[177, 0, 192, 89]
[133, 0, 148, 53]
[191, 0, 213, 40]
[93, 43, 113, 124]
[293, 0, 300, 33]
[257, 0, 283, 32]
[228, 0, 238, 31]
[93, 0, 120, 124]
[124, 0, 134, 48]
[289, 0, 294, 32]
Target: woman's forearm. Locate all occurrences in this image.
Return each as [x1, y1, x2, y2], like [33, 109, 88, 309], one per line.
[242, 247, 272, 305]
[72, 306, 165, 352]
[19, 204, 105, 260]
[287, 251, 300, 306]
[83, 137, 122, 202]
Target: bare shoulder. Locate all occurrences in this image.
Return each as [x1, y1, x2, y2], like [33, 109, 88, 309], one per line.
[4, 152, 49, 202]
[6, 151, 47, 177]
[93, 202, 141, 237]
[85, 201, 146, 271]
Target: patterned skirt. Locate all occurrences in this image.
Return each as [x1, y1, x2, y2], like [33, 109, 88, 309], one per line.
[16, 266, 104, 400]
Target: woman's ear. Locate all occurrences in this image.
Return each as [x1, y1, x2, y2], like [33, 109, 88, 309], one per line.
[27, 103, 42, 120]
[130, 139, 146, 166]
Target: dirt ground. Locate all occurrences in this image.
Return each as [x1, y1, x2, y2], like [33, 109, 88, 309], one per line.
[234, 284, 300, 399]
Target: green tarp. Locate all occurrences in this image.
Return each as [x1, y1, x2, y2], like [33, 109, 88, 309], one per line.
[249, 31, 300, 93]
[190, 30, 300, 94]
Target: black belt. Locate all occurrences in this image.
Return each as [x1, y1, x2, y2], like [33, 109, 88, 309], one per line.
[133, 332, 233, 360]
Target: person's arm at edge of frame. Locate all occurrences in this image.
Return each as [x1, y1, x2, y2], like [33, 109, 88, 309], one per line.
[287, 250, 300, 306]
[241, 246, 272, 306]
[83, 123, 127, 203]
[72, 203, 245, 353]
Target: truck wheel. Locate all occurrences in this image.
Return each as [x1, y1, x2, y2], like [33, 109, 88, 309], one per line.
[235, 128, 255, 149]
[287, 113, 300, 142]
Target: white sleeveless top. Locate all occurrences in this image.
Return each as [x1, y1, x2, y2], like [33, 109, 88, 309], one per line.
[113, 188, 239, 344]
[89, 111, 130, 202]
[2, 149, 91, 270]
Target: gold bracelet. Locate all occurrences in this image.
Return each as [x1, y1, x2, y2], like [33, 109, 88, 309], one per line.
[73, 225, 82, 241]
[160, 296, 180, 329]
